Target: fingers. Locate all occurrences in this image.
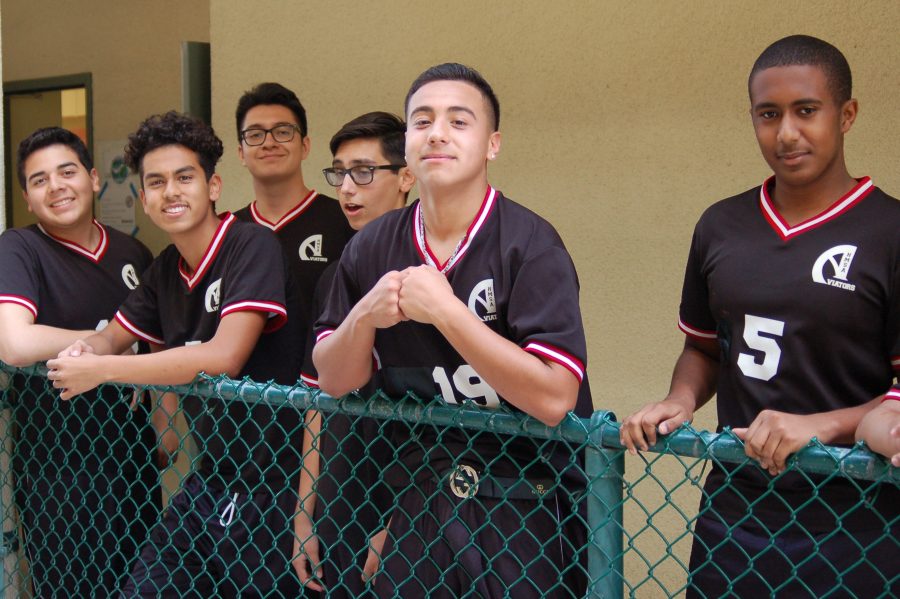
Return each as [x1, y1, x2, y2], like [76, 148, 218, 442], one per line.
[292, 542, 324, 592]
[620, 402, 688, 455]
[362, 547, 380, 585]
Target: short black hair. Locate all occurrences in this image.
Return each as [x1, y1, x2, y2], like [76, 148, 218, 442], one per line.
[329, 111, 406, 165]
[124, 111, 224, 183]
[17, 127, 92, 189]
[404, 63, 500, 131]
[235, 82, 308, 141]
[749, 35, 852, 105]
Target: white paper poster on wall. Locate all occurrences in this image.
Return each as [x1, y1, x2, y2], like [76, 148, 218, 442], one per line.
[97, 140, 139, 235]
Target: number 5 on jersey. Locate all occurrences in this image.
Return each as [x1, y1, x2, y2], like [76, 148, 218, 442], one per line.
[737, 314, 785, 381]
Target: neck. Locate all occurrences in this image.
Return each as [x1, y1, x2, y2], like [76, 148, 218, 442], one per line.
[43, 217, 99, 249]
[772, 164, 856, 226]
[172, 212, 223, 274]
[252, 173, 310, 221]
[418, 177, 489, 242]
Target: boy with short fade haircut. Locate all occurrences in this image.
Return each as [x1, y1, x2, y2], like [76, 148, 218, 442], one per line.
[314, 64, 591, 597]
[293, 111, 413, 597]
[621, 35, 899, 597]
[856, 384, 900, 466]
[234, 82, 354, 305]
[0, 127, 161, 597]
[47, 111, 306, 597]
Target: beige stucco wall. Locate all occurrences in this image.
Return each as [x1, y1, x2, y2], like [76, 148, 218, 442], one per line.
[210, 2, 900, 590]
[2, 0, 210, 253]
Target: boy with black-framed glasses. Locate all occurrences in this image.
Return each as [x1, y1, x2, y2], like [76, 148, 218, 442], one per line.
[233, 82, 354, 314]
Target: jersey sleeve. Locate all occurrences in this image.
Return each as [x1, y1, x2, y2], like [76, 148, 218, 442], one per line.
[0, 230, 41, 318]
[314, 235, 362, 341]
[219, 227, 288, 332]
[115, 258, 165, 345]
[889, 244, 900, 373]
[508, 244, 587, 383]
[885, 384, 900, 402]
[678, 220, 718, 340]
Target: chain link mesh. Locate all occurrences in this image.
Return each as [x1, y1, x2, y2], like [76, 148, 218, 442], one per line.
[0, 362, 896, 597]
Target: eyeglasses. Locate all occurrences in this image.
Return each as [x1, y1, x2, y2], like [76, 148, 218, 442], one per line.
[240, 124, 302, 146]
[323, 165, 404, 186]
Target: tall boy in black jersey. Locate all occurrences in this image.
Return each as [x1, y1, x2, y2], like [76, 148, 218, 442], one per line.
[314, 64, 591, 598]
[234, 83, 354, 305]
[294, 111, 414, 596]
[0, 128, 161, 597]
[621, 35, 900, 597]
[47, 112, 306, 597]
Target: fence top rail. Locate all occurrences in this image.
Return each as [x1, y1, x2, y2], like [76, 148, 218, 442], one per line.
[2, 362, 896, 483]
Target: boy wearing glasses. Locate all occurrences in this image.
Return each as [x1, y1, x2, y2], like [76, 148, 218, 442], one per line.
[234, 83, 354, 307]
[313, 65, 590, 597]
[293, 112, 414, 596]
[48, 112, 306, 597]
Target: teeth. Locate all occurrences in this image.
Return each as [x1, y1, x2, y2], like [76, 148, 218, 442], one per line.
[50, 198, 74, 208]
[164, 205, 187, 214]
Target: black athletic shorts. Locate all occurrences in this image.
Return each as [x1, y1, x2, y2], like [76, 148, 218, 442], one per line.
[687, 510, 899, 598]
[20, 467, 160, 599]
[120, 474, 312, 598]
[372, 477, 587, 598]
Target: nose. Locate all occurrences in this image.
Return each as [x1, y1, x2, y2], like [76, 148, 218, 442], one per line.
[427, 119, 448, 144]
[163, 177, 179, 199]
[261, 130, 279, 148]
[777, 113, 800, 145]
[339, 172, 357, 196]
[48, 172, 67, 191]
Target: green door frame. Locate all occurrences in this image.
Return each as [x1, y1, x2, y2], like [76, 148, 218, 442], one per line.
[3, 72, 93, 229]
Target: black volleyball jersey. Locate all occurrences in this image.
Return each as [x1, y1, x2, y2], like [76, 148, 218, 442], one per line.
[680, 177, 900, 527]
[300, 261, 337, 388]
[234, 190, 354, 305]
[0, 221, 155, 475]
[316, 187, 592, 483]
[116, 214, 303, 491]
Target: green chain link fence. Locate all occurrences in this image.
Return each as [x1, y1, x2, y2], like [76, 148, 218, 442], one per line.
[0, 361, 896, 597]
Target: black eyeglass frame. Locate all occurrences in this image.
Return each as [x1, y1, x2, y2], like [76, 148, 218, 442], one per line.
[239, 124, 302, 146]
[322, 164, 405, 186]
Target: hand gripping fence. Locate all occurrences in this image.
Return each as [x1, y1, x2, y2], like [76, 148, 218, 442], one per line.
[0, 361, 897, 597]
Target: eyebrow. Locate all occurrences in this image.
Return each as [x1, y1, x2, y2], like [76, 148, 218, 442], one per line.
[243, 121, 295, 129]
[143, 165, 198, 180]
[27, 161, 79, 184]
[410, 105, 478, 120]
[753, 98, 824, 110]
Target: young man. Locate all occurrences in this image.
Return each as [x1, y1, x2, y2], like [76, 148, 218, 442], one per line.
[620, 35, 899, 597]
[293, 111, 413, 597]
[0, 127, 161, 597]
[47, 112, 306, 597]
[856, 384, 900, 466]
[234, 82, 354, 306]
[313, 64, 591, 598]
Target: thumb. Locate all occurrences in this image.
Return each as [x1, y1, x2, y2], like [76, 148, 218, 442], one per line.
[732, 427, 748, 440]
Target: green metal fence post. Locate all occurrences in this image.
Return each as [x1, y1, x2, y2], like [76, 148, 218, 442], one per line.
[585, 411, 624, 599]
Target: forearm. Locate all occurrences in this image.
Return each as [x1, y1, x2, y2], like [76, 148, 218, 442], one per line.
[313, 305, 378, 397]
[808, 396, 883, 446]
[0, 324, 95, 366]
[297, 411, 321, 517]
[433, 299, 578, 426]
[665, 340, 719, 414]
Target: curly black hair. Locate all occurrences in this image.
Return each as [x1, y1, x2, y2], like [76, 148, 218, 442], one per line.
[124, 111, 224, 183]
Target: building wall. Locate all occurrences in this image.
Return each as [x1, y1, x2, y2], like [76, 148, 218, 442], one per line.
[2, 0, 211, 252]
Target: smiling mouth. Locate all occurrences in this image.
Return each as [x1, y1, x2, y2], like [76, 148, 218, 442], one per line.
[49, 197, 75, 208]
[163, 204, 187, 215]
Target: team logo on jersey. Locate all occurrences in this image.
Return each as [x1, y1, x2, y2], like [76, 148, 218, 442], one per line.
[468, 279, 497, 322]
[121, 264, 140, 290]
[811, 244, 857, 292]
[205, 279, 222, 313]
[298, 234, 328, 262]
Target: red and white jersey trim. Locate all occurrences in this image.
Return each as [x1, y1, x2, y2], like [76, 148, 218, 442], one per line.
[0, 294, 38, 318]
[221, 300, 287, 332]
[759, 176, 873, 241]
[37, 220, 108, 263]
[115, 311, 165, 345]
[315, 329, 335, 343]
[248, 190, 318, 232]
[885, 387, 900, 402]
[300, 373, 319, 388]
[524, 341, 584, 382]
[679, 319, 717, 340]
[891, 355, 900, 369]
[412, 186, 497, 274]
[179, 213, 235, 290]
